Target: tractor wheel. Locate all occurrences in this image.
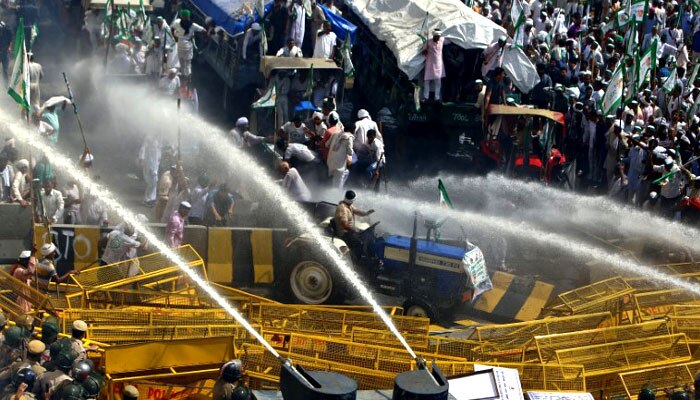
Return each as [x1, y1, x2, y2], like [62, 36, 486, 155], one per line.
[403, 298, 438, 322]
[283, 252, 345, 305]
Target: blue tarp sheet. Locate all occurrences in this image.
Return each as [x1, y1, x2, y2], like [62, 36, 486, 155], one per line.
[190, 0, 252, 35]
[190, 0, 357, 42]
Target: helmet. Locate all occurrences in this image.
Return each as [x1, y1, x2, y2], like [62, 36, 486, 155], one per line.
[638, 388, 656, 400]
[60, 383, 85, 400]
[231, 386, 254, 400]
[71, 361, 92, 382]
[4, 326, 23, 348]
[12, 367, 37, 391]
[81, 376, 101, 398]
[55, 349, 77, 371]
[670, 392, 690, 400]
[220, 359, 244, 383]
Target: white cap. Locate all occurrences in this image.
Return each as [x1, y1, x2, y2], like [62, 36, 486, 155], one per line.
[236, 117, 249, 127]
[179, 201, 192, 209]
[357, 109, 370, 119]
[41, 243, 56, 256]
[72, 320, 88, 332]
[251, 22, 261, 31]
[169, 68, 178, 74]
[312, 111, 323, 119]
[80, 153, 94, 164]
[432, 29, 442, 36]
[15, 159, 29, 170]
[18, 250, 31, 259]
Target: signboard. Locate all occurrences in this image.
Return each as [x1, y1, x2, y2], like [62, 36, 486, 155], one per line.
[463, 246, 493, 299]
[474, 364, 525, 400]
[449, 369, 500, 400]
[527, 392, 594, 400]
[110, 380, 215, 400]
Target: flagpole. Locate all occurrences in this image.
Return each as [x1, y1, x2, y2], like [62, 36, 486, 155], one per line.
[177, 97, 181, 163]
[104, 1, 117, 66]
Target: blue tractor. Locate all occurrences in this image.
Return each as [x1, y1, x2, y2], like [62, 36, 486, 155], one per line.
[277, 202, 491, 321]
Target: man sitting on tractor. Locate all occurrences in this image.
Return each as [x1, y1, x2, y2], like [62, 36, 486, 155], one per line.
[333, 190, 374, 261]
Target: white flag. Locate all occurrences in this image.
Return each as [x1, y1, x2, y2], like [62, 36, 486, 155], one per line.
[252, 84, 277, 108]
[630, 0, 648, 21]
[636, 38, 657, 89]
[662, 66, 678, 94]
[601, 64, 625, 115]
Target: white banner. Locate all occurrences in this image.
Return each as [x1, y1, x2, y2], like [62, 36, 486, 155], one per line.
[527, 392, 595, 400]
[475, 365, 525, 400]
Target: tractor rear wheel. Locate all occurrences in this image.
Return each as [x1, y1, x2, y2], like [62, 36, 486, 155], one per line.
[283, 252, 346, 305]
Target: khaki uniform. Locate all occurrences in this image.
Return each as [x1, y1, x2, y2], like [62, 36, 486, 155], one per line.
[69, 339, 86, 362]
[333, 203, 354, 236]
[33, 370, 71, 399]
[212, 379, 237, 400]
[0, 386, 36, 400]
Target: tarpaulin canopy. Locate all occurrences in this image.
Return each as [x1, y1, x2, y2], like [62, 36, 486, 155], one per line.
[346, 0, 539, 92]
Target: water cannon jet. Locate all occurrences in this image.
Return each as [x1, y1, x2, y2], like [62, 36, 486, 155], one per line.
[392, 360, 449, 400]
[279, 359, 357, 400]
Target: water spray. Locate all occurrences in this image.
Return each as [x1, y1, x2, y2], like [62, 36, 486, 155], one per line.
[0, 114, 285, 364]
[362, 191, 700, 297]
[178, 112, 420, 362]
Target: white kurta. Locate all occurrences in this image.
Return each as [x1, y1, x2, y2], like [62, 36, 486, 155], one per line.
[139, 136, 162, 203]
[288, 3, 305, 48]
[282, 168, 311, 201]
[313, 30, 337, 59]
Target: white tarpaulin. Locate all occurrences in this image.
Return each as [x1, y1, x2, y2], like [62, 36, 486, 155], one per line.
[347, 0, 540, 92]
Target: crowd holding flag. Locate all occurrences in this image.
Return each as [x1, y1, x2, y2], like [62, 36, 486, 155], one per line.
[8, 19, 30, 112]
[601, 63, 624, 116]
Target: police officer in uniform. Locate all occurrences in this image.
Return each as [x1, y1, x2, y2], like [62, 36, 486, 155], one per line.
[67, 321, 90, 363]
[1, 367, 37, 400]
[34, 349, 75, 399]
[213, 360, 256, 400]
[0, 327, 25, 369]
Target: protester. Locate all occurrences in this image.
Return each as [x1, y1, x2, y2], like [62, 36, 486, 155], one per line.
[170, 9, 206, 84]
[313, 21, 336, 59]
[166, 201, 190, 247]
[206, 184, 234, 226]
[277, 161, 311, 202]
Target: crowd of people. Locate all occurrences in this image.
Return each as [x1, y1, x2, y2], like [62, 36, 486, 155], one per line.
[448, 0, 700, 221]
[0, 305, 254, 400]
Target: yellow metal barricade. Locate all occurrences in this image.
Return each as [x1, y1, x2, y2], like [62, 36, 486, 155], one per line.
[619, 360, 700, 399]
[260, 330, 462, 375]
[249, 303, 430, 337]
[673, 304, 700, 316]
[554, 334, 692, 378]
[669, 316, 700, 344]
[554, 277, 635, 322]
[535, 320, 670, 363]
[472, 312, 614, 345]
[107, 379, 216, 400]
[241, 343, 397, 390]
[633, 289, 700, 322]
[0, 269, 58, 316]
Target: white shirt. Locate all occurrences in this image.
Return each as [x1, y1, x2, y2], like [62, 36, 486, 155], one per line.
[80, 187, 108, 225]
[171, 19, 205, 54]
[285, 143, 318, 163]
[369, 138, 386, 164]
[282, 121, 308, 143]
[40, 189, 64, 223]
[101, 230, 141, 264]
[276, 46, 303, 58]
[64, 184, 81, 217]
[159, 75, 180, 95]
[189, 185, 209, 219]
[326, 131, 353, 174]
[282, 168, 311, 202]
[353, 118, 380, 154]
[313, 30, 337, 59]
[653, 164, 684, 199]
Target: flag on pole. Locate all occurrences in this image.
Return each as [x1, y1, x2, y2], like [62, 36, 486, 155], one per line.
[601, 63, 625, 115]
[662, 66, 677, 93]
[252, 84, 277, 108]
[7, 19, 30, 111]
[625, 18, 637, 55]
[690, 0, 699, 12]
[510, 0, 526, 46]
[636, 38, 657, 89]
[139, 0, 147, 22]
[690, 95, 700, 120]
[687, 63, 700, 89]
[630, 0, 648, 21]
[260, 24, 268, 56]
[340, 33, 354, 78]
[416, 12, 429, 44]
[438, 179, 453, 209]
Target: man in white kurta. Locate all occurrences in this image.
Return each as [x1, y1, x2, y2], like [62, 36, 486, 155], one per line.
[288, 0, 305, 49]
[313, 21, 336, 59]
[422, 29, 446, 101]
[153, 17, 179, 71]
[171, 10, 205, 79]
[139, 134, 162, 206]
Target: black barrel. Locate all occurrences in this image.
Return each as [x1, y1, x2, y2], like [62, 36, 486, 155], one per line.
[392, 361, 449, 400]
[279, 362, 357, 400]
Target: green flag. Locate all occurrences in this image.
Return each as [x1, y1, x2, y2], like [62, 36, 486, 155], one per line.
[601, 63, 625, 115]
[7, 19, 30, 111]
[630, 0, 648, 21]
[302, 0, 312, 17]
[260, 24, 268, 56]
[252, 84, 277, 108]
[139, 0, 147, 22]
[687, 63, 699, 90]
[636, 38, 656, 89]
[662, 66, 677, 94]
[438, 179, 453, 209]
[510, 0, 526, 46]
[416, 12, 429, 44]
